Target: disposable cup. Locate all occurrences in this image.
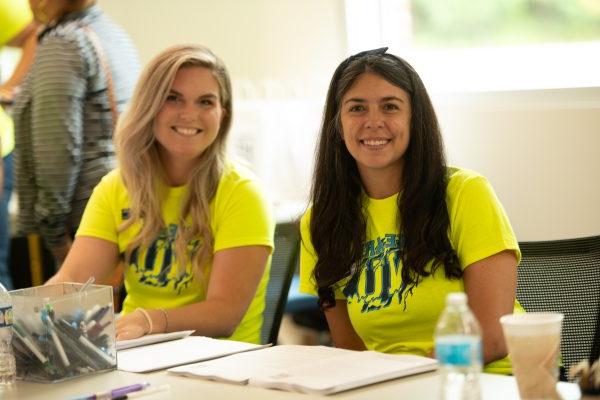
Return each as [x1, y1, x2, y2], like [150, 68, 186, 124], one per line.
[500, 312, 564, 400]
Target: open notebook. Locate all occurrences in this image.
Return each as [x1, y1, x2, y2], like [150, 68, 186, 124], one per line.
[168, 345, 438, 395]
[117, 335, 270, 372]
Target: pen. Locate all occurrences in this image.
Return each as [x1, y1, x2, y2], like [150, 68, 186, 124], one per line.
[73, 382, 150, 400]
[41, 310, 70, 368]
[52, 322, 103, 370]
[89, 304, 111, 324]
[79, 276, 95, 292]
[85, 304, 102, 323]
[58, 319, 116, 366]
[12, 321, 48, 364]
[113, 384, 171, 399]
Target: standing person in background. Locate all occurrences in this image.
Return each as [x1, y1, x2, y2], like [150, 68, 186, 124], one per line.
[46, 44, 275, 343]
[300, 48, 521, 373]
[12, 0, 140, 266]
[0, 0, 38, 289]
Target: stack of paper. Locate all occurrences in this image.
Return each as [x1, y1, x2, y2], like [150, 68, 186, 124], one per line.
[168, 345, 438, 395]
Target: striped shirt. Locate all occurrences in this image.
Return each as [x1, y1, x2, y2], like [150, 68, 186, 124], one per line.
[12, 5, 140, 248]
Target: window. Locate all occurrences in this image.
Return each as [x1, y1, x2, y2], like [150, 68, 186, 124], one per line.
[344, 0, 600, 91]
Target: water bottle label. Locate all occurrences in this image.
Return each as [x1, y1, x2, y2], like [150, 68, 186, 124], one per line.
[436, 336, 481, 367]
[0, 306, 13, 327]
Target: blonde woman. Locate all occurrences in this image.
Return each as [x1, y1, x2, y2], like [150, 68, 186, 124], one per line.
[47, 44, 275, 343]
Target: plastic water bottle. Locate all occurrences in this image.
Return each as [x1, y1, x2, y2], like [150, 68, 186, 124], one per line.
[0, 282, 16, 386]
[435, 292, 482, 400]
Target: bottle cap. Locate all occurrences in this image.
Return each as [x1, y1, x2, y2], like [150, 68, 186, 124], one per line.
[446, 292, 467, 305]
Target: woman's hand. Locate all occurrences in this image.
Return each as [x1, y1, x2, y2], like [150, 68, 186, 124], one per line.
[115, 309, 151, 341]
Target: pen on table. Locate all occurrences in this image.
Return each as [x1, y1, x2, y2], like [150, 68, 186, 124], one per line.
[72, 382, 150, 400]
[113, 384, 171, 400]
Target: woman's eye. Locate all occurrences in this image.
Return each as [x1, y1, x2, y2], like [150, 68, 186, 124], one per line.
[200, 99, 214, 106]
[383, 103, 399, 111]
[165, 94, 179, 103]
[349, 104, 365, 112]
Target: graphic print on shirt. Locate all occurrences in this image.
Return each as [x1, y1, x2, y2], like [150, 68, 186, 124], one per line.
[129, 223, 199, 294]
[342, 233, 413, 313]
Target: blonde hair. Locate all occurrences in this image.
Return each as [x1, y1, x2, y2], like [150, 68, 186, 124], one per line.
[115, 44, 233, 280]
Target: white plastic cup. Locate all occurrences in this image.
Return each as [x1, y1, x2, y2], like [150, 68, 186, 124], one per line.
[500, 313, 564, 400]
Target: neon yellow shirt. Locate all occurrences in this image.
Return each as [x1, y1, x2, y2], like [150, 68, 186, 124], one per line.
[300, 167, 522, 373]
[0, 0, 32, 156]
[77, 163, 275, 344]
[0, 0, 32, 46]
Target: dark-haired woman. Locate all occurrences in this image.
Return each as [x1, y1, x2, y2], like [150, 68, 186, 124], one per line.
[299, 48, 521, 373]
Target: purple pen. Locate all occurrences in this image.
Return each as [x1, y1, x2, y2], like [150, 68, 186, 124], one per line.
[72, 382, 151, 400]
[110, 383, 151, 399]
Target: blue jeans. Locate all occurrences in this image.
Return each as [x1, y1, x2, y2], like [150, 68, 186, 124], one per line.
[0, 152, 13, 289]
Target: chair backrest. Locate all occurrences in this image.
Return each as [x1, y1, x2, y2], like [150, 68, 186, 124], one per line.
[591, 301, 600, 363]
[516, 235, 600, 375]
[260, 221, 300, 345]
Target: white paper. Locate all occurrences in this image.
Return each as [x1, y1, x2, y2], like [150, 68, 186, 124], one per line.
[117, 330, 195, 351]
[117, 336, 270, 372]
[168, 345, 438, 394]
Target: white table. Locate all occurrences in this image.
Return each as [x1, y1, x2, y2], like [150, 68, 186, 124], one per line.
[1, 370, 582, 400]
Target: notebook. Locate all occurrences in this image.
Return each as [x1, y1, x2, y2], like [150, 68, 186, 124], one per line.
[168, 345, 438, 395]
[117, 336, 270, 372]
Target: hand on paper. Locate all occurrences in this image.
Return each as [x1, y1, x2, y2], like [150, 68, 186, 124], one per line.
[115, 310, 149, 340]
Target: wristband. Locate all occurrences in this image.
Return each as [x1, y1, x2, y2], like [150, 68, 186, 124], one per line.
[136, 308, 153, 334]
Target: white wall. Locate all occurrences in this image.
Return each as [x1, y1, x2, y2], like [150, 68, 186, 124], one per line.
[99, 0, 346, 96]
[96, 1, 600, 241]
[436, 88, 600, 241]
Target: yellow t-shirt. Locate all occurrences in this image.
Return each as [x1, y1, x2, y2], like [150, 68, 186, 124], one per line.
[0, 110, 14, 156]
[0, 0, 32, 156]
[0, 0, 32, 46]
[300, 167, 522, 373]
[77, 162, 275, 344]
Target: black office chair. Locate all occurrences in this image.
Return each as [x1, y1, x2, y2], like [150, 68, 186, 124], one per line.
[516, 235, 600, 380]
[590, 301, 600, 363]
[260, 221, 300, 345]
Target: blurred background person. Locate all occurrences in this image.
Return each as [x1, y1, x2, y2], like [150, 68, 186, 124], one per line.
[12, 0, 140, 267]
[0, 0, 38, 289]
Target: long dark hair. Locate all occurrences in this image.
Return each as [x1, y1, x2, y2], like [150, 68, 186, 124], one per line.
[309, 48, 461, 308]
